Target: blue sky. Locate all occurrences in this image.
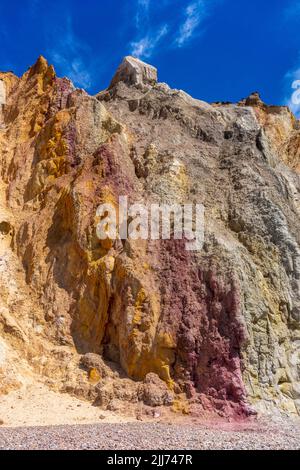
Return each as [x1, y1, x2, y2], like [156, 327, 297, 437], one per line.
[1, 0, 300, 112]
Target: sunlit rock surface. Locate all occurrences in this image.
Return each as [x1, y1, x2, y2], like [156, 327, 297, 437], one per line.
[0, 55, 300, 419]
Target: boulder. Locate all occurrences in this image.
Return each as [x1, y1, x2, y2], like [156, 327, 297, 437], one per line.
[139, 373, 174, 407]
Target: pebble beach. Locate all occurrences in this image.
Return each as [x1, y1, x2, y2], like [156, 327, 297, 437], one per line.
[0, 419, 299, 450]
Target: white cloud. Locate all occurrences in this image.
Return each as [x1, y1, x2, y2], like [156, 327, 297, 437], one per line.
[282, 2, 300, 117]
[284, 68, 300, 117]
[51, 53, 92, 89]
[284, 1, 300, 19]
[47, 17, 92, 89]
[175, 0, 207, 47]
[137, 0, 150, 8]
[129, 0, 218, 59]
[130, 0, 168, 59]
[137, 0, 150, 12]
[135, 0, 150, 28]
[28, 0, 40, 16]
[131, 24, 168, 59]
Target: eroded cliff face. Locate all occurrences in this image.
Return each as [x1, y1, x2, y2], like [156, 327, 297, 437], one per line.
[0, 56, 300, 419]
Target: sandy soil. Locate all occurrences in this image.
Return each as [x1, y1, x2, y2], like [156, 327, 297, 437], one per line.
[0, 383, 135, 427]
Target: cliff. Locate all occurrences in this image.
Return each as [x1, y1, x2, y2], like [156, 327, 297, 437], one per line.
[0, 55, 300, 419]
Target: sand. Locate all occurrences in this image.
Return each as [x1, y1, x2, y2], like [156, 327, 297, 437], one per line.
[0, 383, 135, 427]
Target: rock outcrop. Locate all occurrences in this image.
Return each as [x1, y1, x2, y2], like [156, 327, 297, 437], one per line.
[109, 56, 157, 88]
[0, 55, 300, 419]
[0, 80, 5, 105]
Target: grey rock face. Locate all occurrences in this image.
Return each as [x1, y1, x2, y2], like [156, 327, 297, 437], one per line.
[98, 58, 300, 416]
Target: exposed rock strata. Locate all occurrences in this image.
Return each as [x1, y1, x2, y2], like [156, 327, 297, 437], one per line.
[0, 56, 300, 418]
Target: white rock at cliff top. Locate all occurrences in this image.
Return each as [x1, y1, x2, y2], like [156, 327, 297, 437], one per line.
[109, 56, 158, 88]
[0, 80, 6, 105]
